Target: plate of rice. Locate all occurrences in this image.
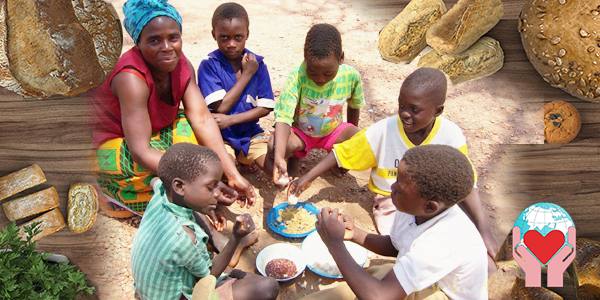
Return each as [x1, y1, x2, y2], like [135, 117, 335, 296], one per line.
[301, 231, 369, 279]
[267, 202, 319, 238]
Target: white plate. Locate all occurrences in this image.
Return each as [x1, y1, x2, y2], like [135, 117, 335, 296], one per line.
[256, 243, 306, 282]
[301, 231, 369, 279]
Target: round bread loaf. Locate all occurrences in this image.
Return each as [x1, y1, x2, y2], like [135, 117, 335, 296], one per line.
[0, 0, 122, 98]
[519, 0, 600, 102]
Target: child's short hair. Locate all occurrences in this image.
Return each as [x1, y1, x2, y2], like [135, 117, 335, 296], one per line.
[158, 143, 220, 192]
[211, 2, 249, 29]
[403, 145, 473, 205]
[401, 68, 447, 105]
[304, 23, 342, 61]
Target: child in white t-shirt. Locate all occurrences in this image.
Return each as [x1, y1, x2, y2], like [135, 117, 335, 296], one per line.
[302, 145, 488, 300]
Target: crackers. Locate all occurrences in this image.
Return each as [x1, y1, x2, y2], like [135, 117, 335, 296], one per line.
[544, 100, 581, 144]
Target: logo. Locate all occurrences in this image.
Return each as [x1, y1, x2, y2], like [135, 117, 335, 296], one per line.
[512, 202, 576, 287]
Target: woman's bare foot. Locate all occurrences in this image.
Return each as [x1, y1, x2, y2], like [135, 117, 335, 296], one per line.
[228, 231, 259, 268]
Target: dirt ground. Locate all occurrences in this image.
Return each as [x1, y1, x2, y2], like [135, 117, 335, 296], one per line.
[83, 1, 542, 299]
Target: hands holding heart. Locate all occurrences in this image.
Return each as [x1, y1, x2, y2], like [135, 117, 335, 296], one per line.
[512, 226, 576, 287]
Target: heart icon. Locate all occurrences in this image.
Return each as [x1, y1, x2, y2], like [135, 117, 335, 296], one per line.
[523, 230, 565, 264]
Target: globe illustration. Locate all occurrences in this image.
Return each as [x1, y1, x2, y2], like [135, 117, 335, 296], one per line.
[513, 202, 575, 247]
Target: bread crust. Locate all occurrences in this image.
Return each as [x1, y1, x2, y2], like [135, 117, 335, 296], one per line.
[2, 187, 59, 221]
[19, 207, 66, 241]
[519, 0, 600, 102]
[427, 0, 504, 54]
[67, 183, 98, 233]
[0, 164, 46, 202]
[418, 36, 504, 83]
[378, 0, 447, 63]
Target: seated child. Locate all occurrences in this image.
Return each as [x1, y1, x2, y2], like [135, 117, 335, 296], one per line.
[268, 23, 365, 186]
[198, 3, 274, 173]
[131, 143, 279, 300]
[290, 68, 496, 258]
[303, 145, 488, 300]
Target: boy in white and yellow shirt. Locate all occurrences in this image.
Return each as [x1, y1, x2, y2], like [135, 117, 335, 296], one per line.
[290, 68, 497, 260]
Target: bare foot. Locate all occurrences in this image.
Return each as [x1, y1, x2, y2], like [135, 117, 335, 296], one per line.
[228, 231, 259, 268]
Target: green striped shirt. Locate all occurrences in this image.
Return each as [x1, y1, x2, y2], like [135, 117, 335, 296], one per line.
[131, 180, 212, 300]
[274, 63, 365, 137]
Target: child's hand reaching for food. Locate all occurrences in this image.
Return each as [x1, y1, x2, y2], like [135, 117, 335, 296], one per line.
[288, 177, 312, 199]
[233, 213, 256, 240]
[273, 157, 290, 188]
[342, 214, 355, 241]
[316, 207, 346, 246]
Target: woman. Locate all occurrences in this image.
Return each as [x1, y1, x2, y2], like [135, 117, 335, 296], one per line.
[93, 0, 254, 219]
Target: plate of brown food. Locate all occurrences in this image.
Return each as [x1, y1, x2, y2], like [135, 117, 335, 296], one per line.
[256, 243, 306, 282]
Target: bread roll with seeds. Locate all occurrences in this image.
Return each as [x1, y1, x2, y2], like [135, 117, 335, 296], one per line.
[418, 37, 504, 83]
[378, 0, 447, 63]
[426, 0, 504, 55]
[519, 0, 600, 102]
[2, 187, 59, 222]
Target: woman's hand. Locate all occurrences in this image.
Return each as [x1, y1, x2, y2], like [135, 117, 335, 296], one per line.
[227, 173, 255, 207]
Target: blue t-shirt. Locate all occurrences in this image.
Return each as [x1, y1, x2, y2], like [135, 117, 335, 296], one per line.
[198, 49, 274, 155]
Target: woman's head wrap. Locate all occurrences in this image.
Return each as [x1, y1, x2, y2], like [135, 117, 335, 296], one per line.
[123, 0, 182, 43]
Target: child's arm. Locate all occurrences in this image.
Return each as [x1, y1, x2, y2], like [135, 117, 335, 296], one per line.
[318, 208, 407, 300]
[210, 214, 255, 276]
[290, 129, 377, 196]
[210, 53, 259, 114]
[273, 122, 291, 184]
[344, 215, 399, 257]
[459, 188, 497, 259]
[212, 107, 271, 129]
[347, 107, 360, 127]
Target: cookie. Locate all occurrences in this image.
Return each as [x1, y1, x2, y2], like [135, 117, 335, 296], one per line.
[544, 100, 581, 144]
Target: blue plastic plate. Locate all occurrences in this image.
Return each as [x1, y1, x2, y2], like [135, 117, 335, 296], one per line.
[266, 202, 319, 239]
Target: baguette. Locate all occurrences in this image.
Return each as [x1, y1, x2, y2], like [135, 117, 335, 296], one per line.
[426, 0, 503, 55]
[67, 183, 98, 233]
[2, 187, 59, 222]
[0, 164, 46, 202]
[378, 0, 447, 63]
[19, 208, 66, 241]
[418, 36, 504, 84]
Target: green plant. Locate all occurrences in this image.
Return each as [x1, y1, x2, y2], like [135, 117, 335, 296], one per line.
[0, 222, 95, 299]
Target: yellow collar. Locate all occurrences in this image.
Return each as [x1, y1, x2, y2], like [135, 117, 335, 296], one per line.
[397, 116, 441, 148]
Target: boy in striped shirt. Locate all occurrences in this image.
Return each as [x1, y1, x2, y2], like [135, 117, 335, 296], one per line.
[131, 143, 278, 300]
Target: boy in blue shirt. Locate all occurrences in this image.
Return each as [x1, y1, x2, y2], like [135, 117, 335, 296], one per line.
[198, 2, 274, 174]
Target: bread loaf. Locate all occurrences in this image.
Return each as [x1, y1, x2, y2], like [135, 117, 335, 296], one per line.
[2, 187, 59, 222]
[67, 183, 98, 233]
[0, 0, 122, 98]
[378, 0, 447, 63]
[426, 0, 503, 55]
[519, 0, 600, 102]
[575, 239, 600, 289]
[0, 0, 26, 95]
[0, 164, 46, 202]
[19, 208, 66, 241]
[418, 36, 504, 83]
[70, 0, 122, 75]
